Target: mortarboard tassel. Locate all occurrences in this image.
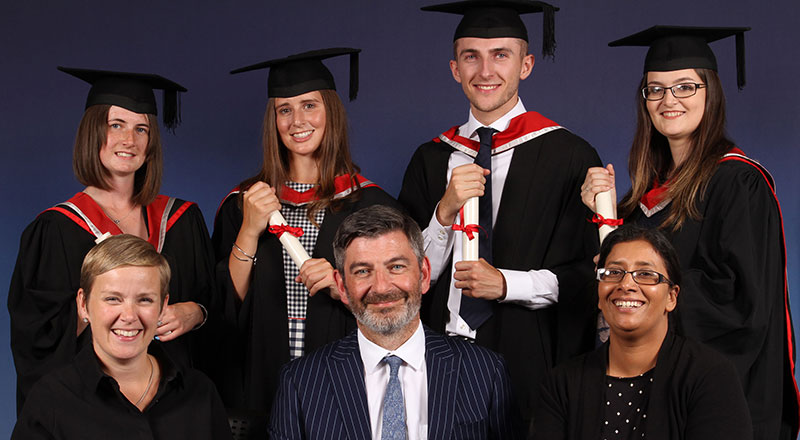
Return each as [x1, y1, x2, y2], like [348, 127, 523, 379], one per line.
[349, 51, 359, 101]
[162, 89, 181, 133]
[541, 3, 556, 60]
[735, 31, 746, 90]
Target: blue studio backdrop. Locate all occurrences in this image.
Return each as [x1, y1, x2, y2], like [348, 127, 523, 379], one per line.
[1, 1, 798, 436]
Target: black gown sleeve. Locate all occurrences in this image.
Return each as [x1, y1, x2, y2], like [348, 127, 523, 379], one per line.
[673, 163, 782, 377]
[160, 202, 218, 372]
[7, 211, 93, 413]
[398, 141, 450, 228]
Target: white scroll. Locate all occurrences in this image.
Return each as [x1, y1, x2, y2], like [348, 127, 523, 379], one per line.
[269, 211, 311, 269]
[461, 197, 480, 261]
[595, 190, 617, 244]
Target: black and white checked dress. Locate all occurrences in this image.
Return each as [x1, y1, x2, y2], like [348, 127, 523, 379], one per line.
[281, 182, 325, 360]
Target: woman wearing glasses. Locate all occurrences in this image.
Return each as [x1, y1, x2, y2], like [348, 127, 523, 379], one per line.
[533, 226, 752, 440]
[580, 26, 798, 439]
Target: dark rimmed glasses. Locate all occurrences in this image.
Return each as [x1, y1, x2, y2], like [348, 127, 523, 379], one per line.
[641, 83, 706, 101]
[597, 268, 674, 286]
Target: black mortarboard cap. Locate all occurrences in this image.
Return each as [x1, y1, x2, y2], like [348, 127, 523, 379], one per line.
[421, 0, 558, 59]
[57, 66, 187, 130]
[230, 47, 361, 101]
[608, 25, 751, 89]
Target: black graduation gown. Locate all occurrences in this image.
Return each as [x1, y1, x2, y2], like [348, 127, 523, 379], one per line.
[533, 330, 753, 440]
[628, 158, 799, 439]
[7, 194, 216, 413]
[398, 118, 601, 421]
[211, 185, 400, 415]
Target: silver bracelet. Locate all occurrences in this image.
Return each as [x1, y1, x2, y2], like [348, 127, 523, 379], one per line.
[232, 242, 257, 265]
[192, 303, 208, 330]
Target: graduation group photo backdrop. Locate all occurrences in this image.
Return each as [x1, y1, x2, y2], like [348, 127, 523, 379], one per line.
[1, 0, 798, 436]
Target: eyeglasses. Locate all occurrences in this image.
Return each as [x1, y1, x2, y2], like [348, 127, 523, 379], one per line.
[597, 268, 674, 286]
[641, 83, 706, 101]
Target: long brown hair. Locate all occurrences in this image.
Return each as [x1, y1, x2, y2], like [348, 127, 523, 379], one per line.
[618, 69, 733, 231]
[239, 89, 361, 224]
[72, 104, 163, 206]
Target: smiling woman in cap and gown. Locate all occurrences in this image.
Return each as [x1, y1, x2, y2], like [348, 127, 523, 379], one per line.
[212, 47, 399, 429]
[8, 67, 216, 412]
[581, 26, 800, 439]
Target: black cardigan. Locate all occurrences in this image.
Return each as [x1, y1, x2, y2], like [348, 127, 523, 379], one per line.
[533, 330, 753, 440]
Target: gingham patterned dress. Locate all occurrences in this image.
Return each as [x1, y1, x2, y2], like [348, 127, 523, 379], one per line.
[281, 181, 325, 360]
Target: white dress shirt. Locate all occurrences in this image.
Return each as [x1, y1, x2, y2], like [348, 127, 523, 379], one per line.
[358, 322, 428, 440]
[422, 98, 559, 338]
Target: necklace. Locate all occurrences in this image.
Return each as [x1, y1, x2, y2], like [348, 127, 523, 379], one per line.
[107, 204, 137, 225]
[81, 190, 137, 224]
[134, 355, 155, 407]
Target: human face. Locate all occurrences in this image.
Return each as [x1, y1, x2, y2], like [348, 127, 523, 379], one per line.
[449, 37, 533, 125]
[645, 69, 706, 147]
[335, 231, 431, 336]
[275, 90, 326, 159]
[99, 106, 150, 178]
[78, 266, 165, 366]
[598, 240, 678, 341]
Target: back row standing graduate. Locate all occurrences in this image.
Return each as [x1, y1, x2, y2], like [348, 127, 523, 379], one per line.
[581, 26, 800, 439]
[212, 48, 399, 431]
[399, 0, 601, 433]
[8, 68, 216, 412]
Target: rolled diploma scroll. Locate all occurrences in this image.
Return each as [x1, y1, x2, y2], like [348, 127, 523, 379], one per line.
[269, 211, 311, 268]
[461, 197, 479, 261]
[596, 190, 617, 343]
[596, 190, 617, 244]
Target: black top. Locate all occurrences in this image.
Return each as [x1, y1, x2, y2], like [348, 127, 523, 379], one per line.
[12, 344, 232, 440]
[533, 331, 753, 440]
[601, 370, 653, 440]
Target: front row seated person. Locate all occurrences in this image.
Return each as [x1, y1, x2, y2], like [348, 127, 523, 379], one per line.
[12, 235, 231, 440]
[269, 205, 523, 439]
[532, 226, 752, 440]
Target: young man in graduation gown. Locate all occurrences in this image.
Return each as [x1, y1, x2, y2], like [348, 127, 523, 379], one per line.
[398, 1, 601, 431]
[269, 205, 523, 439]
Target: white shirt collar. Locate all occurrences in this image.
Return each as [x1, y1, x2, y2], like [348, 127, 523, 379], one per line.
[358, 321, 426, 375]
[461, 98, 527, 140]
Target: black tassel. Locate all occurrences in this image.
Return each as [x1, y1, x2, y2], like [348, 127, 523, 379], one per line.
[541, 4, 556, 60]
[349, 51, 359, 101]
[735, 32, 746, 90]
[162, 89, 181, 133]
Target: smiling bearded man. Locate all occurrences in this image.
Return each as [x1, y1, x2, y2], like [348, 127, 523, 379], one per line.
[268, 205, 524, 439]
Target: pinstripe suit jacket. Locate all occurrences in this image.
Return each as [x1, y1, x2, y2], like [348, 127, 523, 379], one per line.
[269, 325, 523, 439]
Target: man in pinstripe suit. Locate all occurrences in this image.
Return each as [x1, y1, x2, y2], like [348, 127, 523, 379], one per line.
[269, 206, 523, 439]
